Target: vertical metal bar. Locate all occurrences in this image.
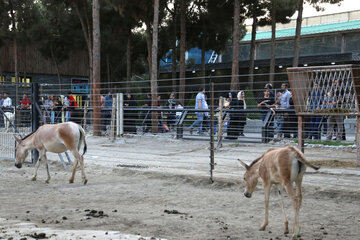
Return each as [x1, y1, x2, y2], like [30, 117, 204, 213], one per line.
[58, 154, 67, 169]
[216, 97, 224, 149]
[64, 151, 72, 164]
[210, 81, 215, 183]
[357, 116, 360, 167]
[110, 94, 116, 141]
[119, 93, 124, 135]
[298, 115, 305, 153]
[31, 83, 40, 163]
[116, 94, 120, 136]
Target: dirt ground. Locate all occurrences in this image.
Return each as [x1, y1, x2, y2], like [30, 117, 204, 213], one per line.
[1, 135, 360, 240]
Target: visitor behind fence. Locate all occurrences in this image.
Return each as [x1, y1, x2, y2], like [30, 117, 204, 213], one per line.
[63, 93, 78, 122]
[2, 92, 14, 131]
[44, 95, 54, 124]
[102, 91, 112, 131]
[257, 89, 275, 121]
[124, 93, 137, 134]
[53, 96, 62, 123]
[166, 92, 176, 130]
[307, 82, 324, 140]
[189, 87, 206, 135]
[142, 93, 152, 133]
[226, 92, 239, 139]
[237, 91, 247, 136]
[277, 83, 291, 138]
[202, 95, 209, 132]
[326, 79, 344, 141]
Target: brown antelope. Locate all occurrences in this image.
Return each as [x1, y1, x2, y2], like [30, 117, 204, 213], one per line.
[14, 122, 88, 185]
[238, 146, 319, 238]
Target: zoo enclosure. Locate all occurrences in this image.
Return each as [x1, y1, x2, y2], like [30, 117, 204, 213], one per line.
[1, 65, 359, 182]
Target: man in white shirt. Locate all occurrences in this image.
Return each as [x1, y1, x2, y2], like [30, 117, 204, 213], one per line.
[2, 92, 12, 109]
[190, 88, 207, 135]
[2, 92, 15, 132]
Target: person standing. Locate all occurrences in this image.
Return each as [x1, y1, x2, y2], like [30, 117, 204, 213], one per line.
[257, 89, 274, 121]
[202, 95, 209, 133]
[142, 93, 152, 133]
[62, 93, 78, 122]
[52, 96, 62, 123]
[102, 91, 113, 131]
[44, 95, 54, 124]
[20, 93, 31, 109]
[280, 83, 291, 138]
[326, 80, 344, 141]
[2, 92, 14, 131]
[307, 82, 324, 140]
[189, 88, 206, 135]
[124, 93, 137, 134]
[166, 92, 176, 130]
[265, 83, 275, 100]
[20, 93, 31, 127]
[225, 92, 240, 139]
[237, 91, 247, 136]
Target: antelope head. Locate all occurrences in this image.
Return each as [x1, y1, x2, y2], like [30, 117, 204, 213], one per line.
[238, 159, 259, 198]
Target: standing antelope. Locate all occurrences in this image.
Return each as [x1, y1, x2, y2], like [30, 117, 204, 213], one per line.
[14, 122, 88, 184]
[238, 146, 319, 238]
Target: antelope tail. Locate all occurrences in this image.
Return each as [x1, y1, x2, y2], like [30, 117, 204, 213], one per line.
[78, 126, 87, 156]
[289, 146, 320, 170]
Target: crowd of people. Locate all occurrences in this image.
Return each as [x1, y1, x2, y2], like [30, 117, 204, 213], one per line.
[0, 82, 348, 141]
[40, 93, 78, 124]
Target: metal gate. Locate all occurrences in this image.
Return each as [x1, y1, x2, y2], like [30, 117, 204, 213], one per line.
[0, 82, 33, 161]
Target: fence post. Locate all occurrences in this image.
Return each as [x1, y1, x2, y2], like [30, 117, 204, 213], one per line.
[217, 97, 224, 149]
[209, 81, 215, 183]
[298, 115, 305, 153]
[116, 93, 124, 136]
[31, 83, 40, 163]
[110, 94, 116, 141]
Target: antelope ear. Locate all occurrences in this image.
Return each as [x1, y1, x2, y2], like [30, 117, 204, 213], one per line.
[237, 159, 250, 170]
[14, 135, 22, 143]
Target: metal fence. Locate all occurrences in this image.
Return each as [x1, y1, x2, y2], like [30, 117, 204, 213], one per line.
[1, 67, 359, 177]
[0, 83, 32, 161]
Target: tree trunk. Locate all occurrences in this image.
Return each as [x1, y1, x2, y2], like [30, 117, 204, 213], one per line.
[179, 0, 186, 105]
[50, 44, 62, 95]
[171, 1, 178, 95]
[73, 3, 93, 99]
[151, 0, 160, 134]
[231, 0, 240, 91]
[146, 22, 152, 78]
[9, 0, 19, 116]
[293, 0, 303, 67]
[249, 10, 257, 91]
[9, 0, 18, 84]
[107, 54, 111, 89]
[126, 34, 132, 91]
[92, 0, 101, 136]
[13, 37, 18, 84]
[269, 2, 276, 84]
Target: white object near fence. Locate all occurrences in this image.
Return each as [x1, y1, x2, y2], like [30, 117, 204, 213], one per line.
[116, 93, 124, 136]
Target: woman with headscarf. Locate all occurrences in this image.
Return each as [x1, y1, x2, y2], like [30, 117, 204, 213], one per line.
[225, 92, 240, 139]
[237, 90, 247, 136]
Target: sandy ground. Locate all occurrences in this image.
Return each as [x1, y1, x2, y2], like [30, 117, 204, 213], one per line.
[1, 135, 360, 240]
